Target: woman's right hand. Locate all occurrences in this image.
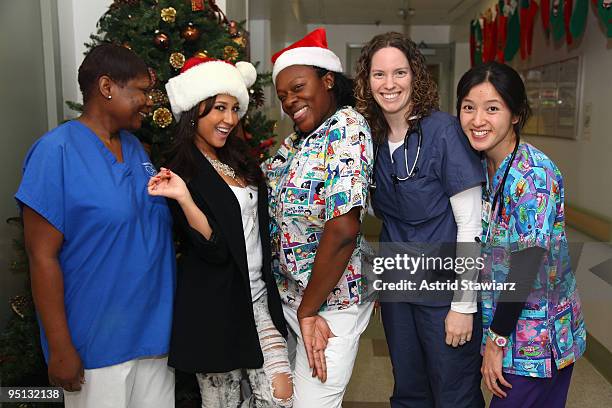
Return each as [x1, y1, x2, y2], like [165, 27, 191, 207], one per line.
[148, 168, 190, 203]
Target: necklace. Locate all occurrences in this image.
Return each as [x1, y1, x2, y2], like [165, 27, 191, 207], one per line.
[201, 152, 253, 199]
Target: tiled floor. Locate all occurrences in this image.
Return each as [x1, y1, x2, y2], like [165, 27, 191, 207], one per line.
[343, 316, 612, 407]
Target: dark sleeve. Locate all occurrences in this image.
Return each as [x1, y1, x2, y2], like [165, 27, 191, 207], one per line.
[490, 246, 546, 336]
[168, 197, 229, 264]
[435, 119, 485, 197]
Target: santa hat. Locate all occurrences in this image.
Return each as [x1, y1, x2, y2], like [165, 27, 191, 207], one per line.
[165, 57, 257, 120]
[271, 28, 343, 83]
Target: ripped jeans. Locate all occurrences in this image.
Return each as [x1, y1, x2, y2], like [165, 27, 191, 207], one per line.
[196, 293, 293, 408]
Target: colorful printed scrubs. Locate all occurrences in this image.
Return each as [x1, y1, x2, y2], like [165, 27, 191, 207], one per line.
[480, 142, 586, 378]
[264, 107, 373, 311]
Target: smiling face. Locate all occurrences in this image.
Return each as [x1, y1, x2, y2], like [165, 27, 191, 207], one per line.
[275, 65, 336, 134]
[459, 81, 518, 160]
[109, 74, 153, 130]
[194, 94, 240, 156]
[369, 47, 413, 119]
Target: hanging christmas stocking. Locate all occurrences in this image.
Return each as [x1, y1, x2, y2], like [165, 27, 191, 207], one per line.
[520, 0, 539, 59]
[496, 1, 508, 62]
[550, 0, 566, 41]
[505, 0, 520, 61]
[570, 0, 588, 39]
[599, 0, 612, 37]
[564, 0, 574, 44]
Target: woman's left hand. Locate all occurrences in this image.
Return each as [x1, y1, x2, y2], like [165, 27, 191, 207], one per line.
[481, 336, 512, 398]
[444, 309, 473, 347]
[298, 314, 335, 383]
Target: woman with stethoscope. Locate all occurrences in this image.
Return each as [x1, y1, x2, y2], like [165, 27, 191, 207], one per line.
[355, 32, 485, 407]
[457, 62, 586, 407]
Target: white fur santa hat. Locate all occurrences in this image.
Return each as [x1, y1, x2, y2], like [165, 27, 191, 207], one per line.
[271, 28, 343, 84]
[166, 56, 256, 120]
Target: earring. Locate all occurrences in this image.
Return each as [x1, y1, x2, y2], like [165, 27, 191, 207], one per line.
[190, 120, 196, 128]
[107, 95, 112, 100]
[328, 85, 333, 89]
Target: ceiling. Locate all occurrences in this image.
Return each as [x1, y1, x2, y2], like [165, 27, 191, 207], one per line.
[250, 0, 482, 26]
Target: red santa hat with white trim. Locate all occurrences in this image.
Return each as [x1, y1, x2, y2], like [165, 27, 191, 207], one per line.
[165, 56, 256, 121]
[271, 28, 343, 83]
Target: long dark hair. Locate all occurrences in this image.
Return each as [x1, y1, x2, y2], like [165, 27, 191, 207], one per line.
[456, 62, 531, 137]
[354, 32, 439, 144]
[166, 96, 263, 185]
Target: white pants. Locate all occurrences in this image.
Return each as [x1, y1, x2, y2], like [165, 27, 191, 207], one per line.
[283, 302, 374, 408]
[64, 355, 175, 408]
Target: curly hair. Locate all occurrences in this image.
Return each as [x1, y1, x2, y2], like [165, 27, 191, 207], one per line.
[354, 32, 439, 144]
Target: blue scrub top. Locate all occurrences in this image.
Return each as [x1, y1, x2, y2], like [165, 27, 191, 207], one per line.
[15, 120, 176, 369]
[372, 111, 484, 244]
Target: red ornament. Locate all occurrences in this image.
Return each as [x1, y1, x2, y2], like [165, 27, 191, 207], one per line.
[191, 0, 205, 11]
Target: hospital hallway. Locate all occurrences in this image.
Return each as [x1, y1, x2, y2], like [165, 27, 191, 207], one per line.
[344, 313, 612, 407]
[343, 225, 612, 407]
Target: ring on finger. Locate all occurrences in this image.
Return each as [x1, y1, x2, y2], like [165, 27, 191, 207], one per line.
[459, 338, 467, 345]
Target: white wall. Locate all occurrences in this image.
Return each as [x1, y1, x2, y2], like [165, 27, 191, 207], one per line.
[57, 0, 113, 118]
[0, 0, 51, 328]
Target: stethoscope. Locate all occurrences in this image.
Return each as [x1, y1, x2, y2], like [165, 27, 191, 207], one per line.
[370, 118, 423, 193]
[477, 138, 520, 245]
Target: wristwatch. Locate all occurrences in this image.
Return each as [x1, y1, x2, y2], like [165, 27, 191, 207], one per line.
[487, 328, 509, 347]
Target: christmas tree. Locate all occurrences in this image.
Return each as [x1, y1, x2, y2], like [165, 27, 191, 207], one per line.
[80, 0, 277, 162]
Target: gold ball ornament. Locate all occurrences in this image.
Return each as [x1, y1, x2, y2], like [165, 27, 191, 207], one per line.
[223, 45, 239, 62]
[149, 89, 169, 105]
[232, 35, 247, 48]
[160, 7, 177, 23]
[181, 22, 201, 42]
[153, 30, 170, 50]
[153, 107, 173, 128]
[169, 52, 186, 69]
[194, 50, 208, 58]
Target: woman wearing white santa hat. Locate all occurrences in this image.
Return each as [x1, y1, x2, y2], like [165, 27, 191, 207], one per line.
[264, 28, 375, 407]
[149, 56, 293, 407]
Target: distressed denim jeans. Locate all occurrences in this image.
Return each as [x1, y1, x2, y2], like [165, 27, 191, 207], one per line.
[196, 293, 293, 407]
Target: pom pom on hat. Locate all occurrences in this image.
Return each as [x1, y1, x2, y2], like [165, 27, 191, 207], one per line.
[271, 28, 343, 83]
[166, 57, 256, 120]
[236, 61, 257, 88]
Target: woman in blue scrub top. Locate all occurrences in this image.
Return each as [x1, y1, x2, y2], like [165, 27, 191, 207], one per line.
[457, 62, 586, 408]
[354, 32, 485, 407]
[16, 44, 176, 407]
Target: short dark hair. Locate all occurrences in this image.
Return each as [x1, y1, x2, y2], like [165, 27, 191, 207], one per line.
[78, 43, 149, 103]
[456, 62, 531, 136]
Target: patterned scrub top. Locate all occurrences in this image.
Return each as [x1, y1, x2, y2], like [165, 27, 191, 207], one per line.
[480, 142, 586, 378]
[264, 107, 374, 312]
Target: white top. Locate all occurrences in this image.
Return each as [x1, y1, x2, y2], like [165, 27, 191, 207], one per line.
[229, 185, 266, 302]
[388, 139, 404, 160]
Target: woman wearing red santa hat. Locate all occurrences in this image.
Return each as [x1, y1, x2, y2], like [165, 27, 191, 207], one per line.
[149, 56, 293, 407]
[264, 28, 375, 407]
